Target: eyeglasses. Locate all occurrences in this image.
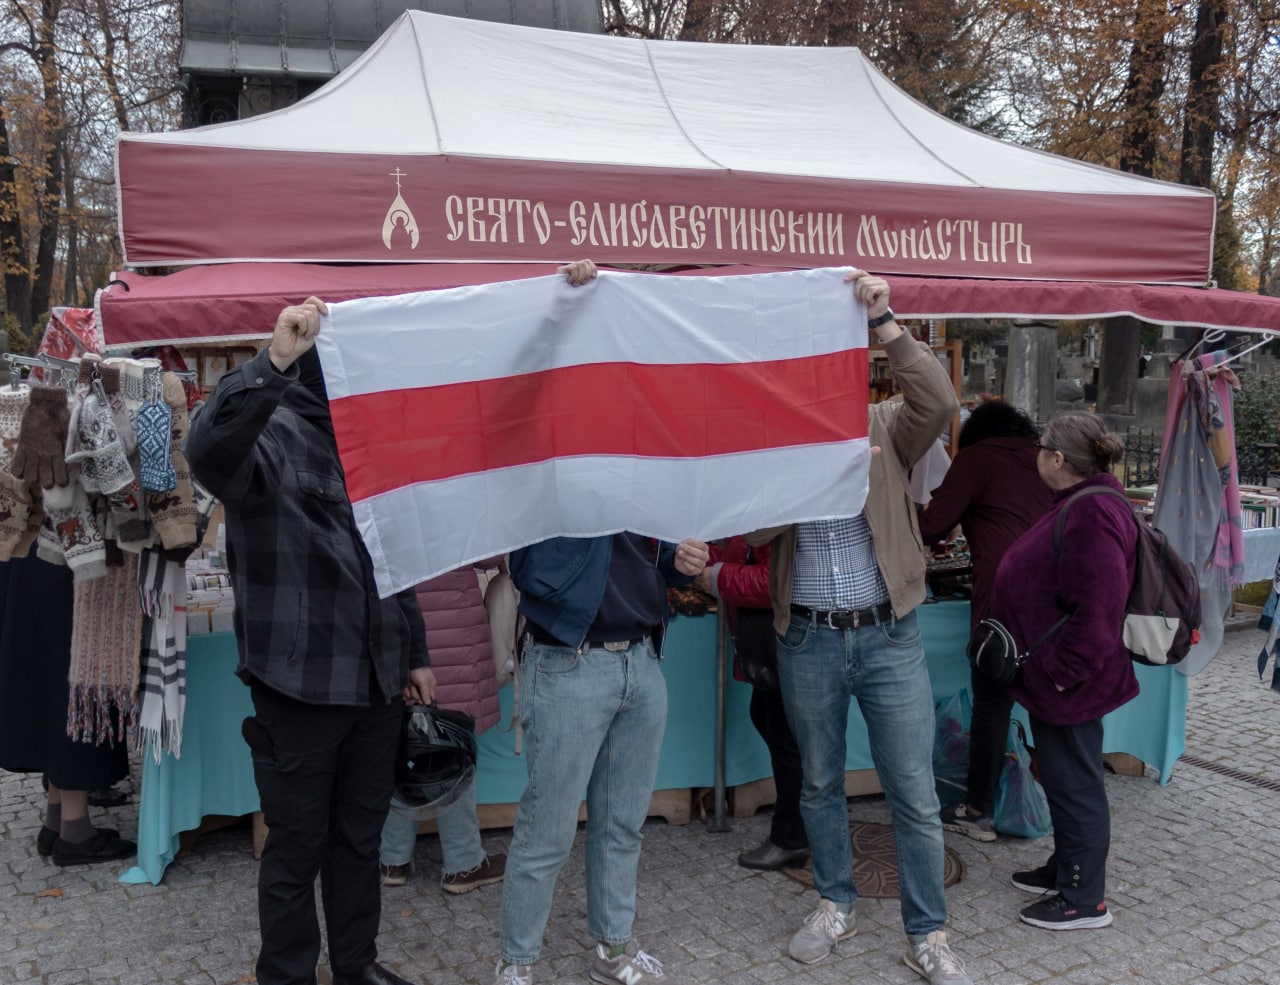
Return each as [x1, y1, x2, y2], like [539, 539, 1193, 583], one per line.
[1034, 441, 1056, 453]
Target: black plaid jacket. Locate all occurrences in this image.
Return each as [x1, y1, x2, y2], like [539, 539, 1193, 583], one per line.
[185, 348, 428, 706]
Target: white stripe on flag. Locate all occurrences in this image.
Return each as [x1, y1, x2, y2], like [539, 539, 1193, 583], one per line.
[317, 266, 865, 399]
[356, 441, 871, 597]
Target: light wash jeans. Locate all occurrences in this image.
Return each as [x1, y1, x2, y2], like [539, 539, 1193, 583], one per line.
[498, 639, 667, 966]
[380, 779, 485, 876]
[776, 609, 947, 940]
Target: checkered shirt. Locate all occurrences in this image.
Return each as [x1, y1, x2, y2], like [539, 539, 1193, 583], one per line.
[791, 515, 890, 610]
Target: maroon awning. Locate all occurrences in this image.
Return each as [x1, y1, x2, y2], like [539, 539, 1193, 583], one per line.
[98, 262, 1280, 350]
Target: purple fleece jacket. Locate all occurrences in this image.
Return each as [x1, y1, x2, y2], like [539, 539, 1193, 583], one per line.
[991, 472, 1140, 725]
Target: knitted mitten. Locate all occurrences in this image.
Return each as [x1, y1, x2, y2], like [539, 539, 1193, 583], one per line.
[0, 384, 31, 476]
[136, 365, 175, 492]
[11, 385, 71, 489]
[42, 481, 106, 580]
[80, 361, 135, 457]
[65, 391, 135, 496]
[105, 357, 151, 455]
[149, 372, 198, 553]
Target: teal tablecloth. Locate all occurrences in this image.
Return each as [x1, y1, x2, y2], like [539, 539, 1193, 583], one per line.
[123, 601, 1186, 884]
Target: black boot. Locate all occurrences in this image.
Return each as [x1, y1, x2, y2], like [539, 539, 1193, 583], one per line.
[332, 961, 418, 985]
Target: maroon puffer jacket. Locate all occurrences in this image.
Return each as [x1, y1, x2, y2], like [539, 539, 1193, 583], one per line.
[414, 563, 502, 735]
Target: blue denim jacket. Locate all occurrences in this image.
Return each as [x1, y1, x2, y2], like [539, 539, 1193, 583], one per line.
[510, 535, 689, 652]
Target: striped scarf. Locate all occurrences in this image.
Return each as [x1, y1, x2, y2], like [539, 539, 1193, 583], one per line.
[68, 551, 143, 744]
[136, 545, 187, 761]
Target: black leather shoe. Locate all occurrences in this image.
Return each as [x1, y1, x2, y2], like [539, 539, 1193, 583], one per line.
[737, 839, 810, 871]
[39, 825, 119, 857]
[332, 961, 418, 985]
[87, 785, 129, 808]
[51, 829, 136, 867]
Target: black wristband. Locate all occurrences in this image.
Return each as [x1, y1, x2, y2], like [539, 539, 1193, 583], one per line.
[867, 308, 896, 329]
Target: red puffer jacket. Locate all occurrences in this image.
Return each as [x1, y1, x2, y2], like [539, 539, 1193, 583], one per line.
[414, 561, 503, 735]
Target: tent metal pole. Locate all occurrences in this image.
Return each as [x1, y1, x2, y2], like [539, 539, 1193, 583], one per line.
[707, 606, 730, 833]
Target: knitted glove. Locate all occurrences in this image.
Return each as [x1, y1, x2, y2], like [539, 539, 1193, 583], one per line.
[42, 480, 106, 581]
[65, 391, 135, 496]
[36, 520, 65, 566]
[107, 479, 150, 545]
[11, 385, 71, 489]
[149, 372, 198, 553]
[0, 384, 31, 476]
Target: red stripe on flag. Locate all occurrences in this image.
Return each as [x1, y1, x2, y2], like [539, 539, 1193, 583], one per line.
[331, 350, 869, 503]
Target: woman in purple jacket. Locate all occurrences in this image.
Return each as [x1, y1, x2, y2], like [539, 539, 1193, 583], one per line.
[988, 411, 1137, 931]
[919, 401, 1053, 841]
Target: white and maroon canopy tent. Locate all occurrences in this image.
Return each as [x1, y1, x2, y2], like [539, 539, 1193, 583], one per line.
[107, 10, 1280, 346]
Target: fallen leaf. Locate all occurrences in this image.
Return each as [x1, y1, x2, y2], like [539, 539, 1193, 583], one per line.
[400, 909, 413, 917]
[36, 888, 63, 898]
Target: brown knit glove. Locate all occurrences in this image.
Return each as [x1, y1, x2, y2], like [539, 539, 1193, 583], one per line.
[11, 385, 71, 489]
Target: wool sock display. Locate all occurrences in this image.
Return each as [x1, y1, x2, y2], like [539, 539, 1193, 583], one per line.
[0, 384, 31, 469]
[11, 384, 71, 489]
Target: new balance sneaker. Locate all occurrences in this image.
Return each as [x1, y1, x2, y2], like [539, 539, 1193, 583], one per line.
[940, 803, 997, 842]
[493, 961, 533, 985]
[1019, 896, 1113, 930]
[442, 852, 507, 894]
[589, 940, 671, 984]
[904, 930, 971, 985]
[379, 862, 411, 887]
[1010, 862, 1058, 895]
[787, 898, 856, 964]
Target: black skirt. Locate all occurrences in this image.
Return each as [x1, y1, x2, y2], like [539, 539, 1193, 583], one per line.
[0, 543, 128, 790]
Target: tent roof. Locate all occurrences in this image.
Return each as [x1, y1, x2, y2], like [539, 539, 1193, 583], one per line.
[97, 263, 1280, 351]
[117, 11, 1215, 285]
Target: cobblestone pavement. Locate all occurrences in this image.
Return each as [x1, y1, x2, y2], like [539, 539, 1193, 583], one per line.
[3, 618, 1277, 985]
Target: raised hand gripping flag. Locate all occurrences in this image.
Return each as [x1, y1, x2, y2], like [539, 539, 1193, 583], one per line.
[316, 266, 870, 597]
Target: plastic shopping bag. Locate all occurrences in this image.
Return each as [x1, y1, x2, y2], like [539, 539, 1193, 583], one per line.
[992, 721, 1052, 838]
[932, 689, 972, 808]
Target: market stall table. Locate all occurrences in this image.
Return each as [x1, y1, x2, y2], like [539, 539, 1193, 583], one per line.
[123, 601, 1187, 884]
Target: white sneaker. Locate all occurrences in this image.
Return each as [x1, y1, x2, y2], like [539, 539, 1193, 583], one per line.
[493, 960, 533, 985]
[787, 898, 856, 964]
[904, 930, 971, 985]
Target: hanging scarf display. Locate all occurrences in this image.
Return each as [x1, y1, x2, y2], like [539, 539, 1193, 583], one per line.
[136, 545, 187, 761]
[68, 551, 144, 744]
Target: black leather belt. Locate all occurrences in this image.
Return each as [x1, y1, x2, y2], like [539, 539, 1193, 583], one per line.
[790, 602, 893, 630]
[527, 622, 648, 650]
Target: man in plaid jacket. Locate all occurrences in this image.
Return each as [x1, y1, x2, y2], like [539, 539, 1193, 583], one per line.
[186, 297, 433, 985]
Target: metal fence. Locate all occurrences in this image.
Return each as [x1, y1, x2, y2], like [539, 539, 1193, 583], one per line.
[1118, 427, 1279, 488]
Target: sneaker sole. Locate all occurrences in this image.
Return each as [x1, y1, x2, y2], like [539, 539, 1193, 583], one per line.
[941, 819, 997, 843]
[1010, 877, 1059, 895]
[787, 926, 857, 964]
[1019, 910, 1113, 930]
[441, 874, 503, 894]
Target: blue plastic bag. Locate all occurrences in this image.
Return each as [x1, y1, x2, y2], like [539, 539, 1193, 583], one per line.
[992, 721, 1052, 838]
[932, 689, 972, 809]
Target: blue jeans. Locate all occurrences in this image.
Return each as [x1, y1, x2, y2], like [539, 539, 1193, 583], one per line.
[498, 640, 667, 966]
[379, 780, 485, 876]
[776, 609, 947, 940]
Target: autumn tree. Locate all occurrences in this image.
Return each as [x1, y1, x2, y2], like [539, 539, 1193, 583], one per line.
[0, 0, 180, 343]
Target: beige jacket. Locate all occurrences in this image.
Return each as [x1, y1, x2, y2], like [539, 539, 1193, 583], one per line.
[748, 332, 960, 634]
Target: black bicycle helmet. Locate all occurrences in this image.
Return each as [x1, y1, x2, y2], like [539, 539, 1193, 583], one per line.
[389, 703, 477, 820]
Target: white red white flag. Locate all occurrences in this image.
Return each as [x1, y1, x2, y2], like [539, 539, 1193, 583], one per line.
[316, 266, 870, 597]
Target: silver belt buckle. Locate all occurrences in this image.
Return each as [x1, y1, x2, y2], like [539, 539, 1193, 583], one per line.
[602, 639, 631, 651]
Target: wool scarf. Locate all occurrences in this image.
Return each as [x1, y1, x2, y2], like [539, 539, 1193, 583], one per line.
[68, 551, 143, 744]
[136, 545, 187, 761]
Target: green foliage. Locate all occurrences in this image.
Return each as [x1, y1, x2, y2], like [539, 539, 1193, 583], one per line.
[1233, 370, 1280, 458]
[3, 313, 31, 357]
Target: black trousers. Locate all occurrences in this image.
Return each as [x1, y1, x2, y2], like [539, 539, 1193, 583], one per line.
[1028, 714, 1108, 906]
[748, 686, 807, 851]
[965, 666, 1015, 815]
[244, 681, 403, 985]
